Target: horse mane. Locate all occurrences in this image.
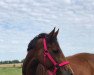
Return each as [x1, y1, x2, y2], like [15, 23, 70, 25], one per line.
[22, 33, 48, 75]
[27, 33, 47, 51]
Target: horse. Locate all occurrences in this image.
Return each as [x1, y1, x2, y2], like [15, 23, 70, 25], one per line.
[22, 28, 94, 75]
[22, 28, 73, 75]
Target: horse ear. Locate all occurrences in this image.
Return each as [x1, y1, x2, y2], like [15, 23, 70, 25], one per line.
[48, 27, 55, 38]
[54, 29, 59, 37]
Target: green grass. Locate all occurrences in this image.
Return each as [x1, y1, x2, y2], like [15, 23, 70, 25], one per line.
[0, 67, 22, 75]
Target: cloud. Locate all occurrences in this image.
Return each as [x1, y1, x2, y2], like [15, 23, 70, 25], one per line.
[0, 0, 94, 26]
[0, 0, 94, 60]
[64, 0, 72, 4]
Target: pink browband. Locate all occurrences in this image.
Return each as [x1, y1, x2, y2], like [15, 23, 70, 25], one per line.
[43, 38, 69, 75]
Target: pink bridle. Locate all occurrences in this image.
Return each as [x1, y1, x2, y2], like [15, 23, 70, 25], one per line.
[43, 38, 69, 75]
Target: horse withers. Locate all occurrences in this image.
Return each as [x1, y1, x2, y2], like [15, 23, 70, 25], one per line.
[22, 28, 73, 75]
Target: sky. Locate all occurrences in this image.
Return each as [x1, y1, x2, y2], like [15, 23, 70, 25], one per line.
[0, 0, 94, 61]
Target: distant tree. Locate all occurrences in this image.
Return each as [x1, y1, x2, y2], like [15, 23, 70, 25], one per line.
[12, 60, 20, 63]
[0, 60, 21, 64]
[0, 61, 3, 64]
[9, 61, 12, 64]
[21, 59, 24, 63]
[3, 61, 9, 64]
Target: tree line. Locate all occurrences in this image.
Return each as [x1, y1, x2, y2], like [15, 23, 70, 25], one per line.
[0, 59, 24, 64]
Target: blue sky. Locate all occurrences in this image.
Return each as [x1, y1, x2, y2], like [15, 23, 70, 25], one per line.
[0, 0, 94, 61]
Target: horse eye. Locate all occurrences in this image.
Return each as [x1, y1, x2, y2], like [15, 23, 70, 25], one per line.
[52, 50, 59, 54]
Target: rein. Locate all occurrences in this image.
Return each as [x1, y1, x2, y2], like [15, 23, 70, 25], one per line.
[43, 38, 69, 75]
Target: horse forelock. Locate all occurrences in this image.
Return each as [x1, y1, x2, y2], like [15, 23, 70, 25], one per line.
[27, 33, 47, 51]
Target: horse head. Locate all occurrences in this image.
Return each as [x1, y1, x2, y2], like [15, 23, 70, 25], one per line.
[22, 28, 73, 75]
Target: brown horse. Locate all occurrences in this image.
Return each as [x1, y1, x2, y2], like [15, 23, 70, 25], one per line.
[22, 28, 94, 75]
[22, 28, 73, 75]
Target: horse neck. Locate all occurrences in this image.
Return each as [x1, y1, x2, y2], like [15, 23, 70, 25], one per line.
[22, 50, 39, 75]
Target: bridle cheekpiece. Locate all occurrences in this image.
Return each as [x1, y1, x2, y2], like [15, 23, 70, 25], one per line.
[43, 38, 69, 75]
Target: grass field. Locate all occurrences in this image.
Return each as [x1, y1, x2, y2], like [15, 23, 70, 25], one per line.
[0, 67, 22, 75]
[0, 63, 22, 75]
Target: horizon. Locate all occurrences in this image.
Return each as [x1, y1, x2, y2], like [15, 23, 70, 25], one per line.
[0, 0, 94, 61]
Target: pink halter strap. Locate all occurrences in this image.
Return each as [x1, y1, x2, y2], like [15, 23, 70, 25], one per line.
[43, 38, 69, 75]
